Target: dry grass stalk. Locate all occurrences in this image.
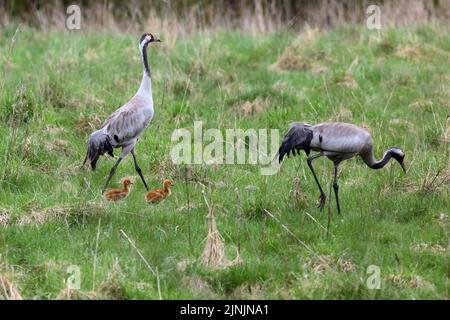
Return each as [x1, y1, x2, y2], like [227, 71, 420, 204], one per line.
[289, 177, 306, 208]
[185, 164, 192, 250]
[0, 274, 23, 300]
[92, 218, 102, 291]
[201, 192, 233, 269]
[441, 116, 450, 142]
[119, 229, 162, 300]
[0, 208, 10, 227]
[420, 166, 450, 195]
[234, 188, 244, 265]
[120, 230, 156, 276]
[304, 211, 329, 234]
[262, 209, 329, 266]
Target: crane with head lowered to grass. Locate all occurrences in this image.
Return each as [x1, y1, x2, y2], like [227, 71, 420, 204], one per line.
[278, 122, 406, 215]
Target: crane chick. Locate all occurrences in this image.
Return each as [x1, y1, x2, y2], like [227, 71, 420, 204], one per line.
[146, 179, 174, 204]
[104, 177, 134, 202]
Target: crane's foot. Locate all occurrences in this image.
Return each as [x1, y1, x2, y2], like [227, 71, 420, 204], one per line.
[317, 194, 326, 210]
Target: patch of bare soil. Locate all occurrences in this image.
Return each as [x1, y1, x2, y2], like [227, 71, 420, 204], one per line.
[337, 73, 358, 89]
[16, 204, 103, 226]
[272, 27, 328, 74]
[395, 44, 422, 59]
[232, 97, 270, 117]
[274, 49, 310, 71]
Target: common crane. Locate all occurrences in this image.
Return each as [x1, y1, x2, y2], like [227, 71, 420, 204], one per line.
[83, 33, 160, 193]
[278, 122, 406, 215]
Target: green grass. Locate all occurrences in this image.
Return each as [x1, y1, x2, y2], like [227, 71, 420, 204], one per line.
[0, 24, 449, 299]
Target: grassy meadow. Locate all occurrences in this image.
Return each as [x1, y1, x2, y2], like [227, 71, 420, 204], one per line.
[0, 23, 449, 299]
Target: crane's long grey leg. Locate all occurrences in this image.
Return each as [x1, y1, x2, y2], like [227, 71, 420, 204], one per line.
[327, 171, 333, 236]
[102, 157, 123, 194]
[306, 153, 326, 210]
[131, 148, 149, 191]
[332, 162, 341, 215]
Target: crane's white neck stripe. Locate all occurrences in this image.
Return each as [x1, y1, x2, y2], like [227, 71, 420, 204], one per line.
[137, 71, 152, 97]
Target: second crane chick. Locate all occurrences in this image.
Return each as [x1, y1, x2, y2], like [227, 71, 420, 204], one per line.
[104, 177, 133, 202]
[146, 179, 174, 204]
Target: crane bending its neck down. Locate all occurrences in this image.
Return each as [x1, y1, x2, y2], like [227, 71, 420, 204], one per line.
[362, 147, 406, 172]
[278, 121, 406, 215]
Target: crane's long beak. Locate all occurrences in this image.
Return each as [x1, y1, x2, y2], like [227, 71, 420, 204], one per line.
[400, 161, 406, 173]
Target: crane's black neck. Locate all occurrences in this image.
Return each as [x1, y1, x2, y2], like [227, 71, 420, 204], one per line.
[141, 43, 151, 78]
[371, 148, 400, 169]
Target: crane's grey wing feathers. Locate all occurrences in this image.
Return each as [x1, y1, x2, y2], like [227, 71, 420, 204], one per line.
[85, 96, 152, 170]
[278, 123, 314, 163]
[103, 96, 153, 144]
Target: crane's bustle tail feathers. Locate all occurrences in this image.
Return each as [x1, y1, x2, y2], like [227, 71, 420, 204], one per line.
[86, 131, 114, 170]
[278, 123, 313, 163]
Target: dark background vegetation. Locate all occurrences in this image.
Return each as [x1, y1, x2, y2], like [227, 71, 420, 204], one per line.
[1, 0, 450, 32]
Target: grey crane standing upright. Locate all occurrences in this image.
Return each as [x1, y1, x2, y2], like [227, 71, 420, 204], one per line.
[83, 33, 160, 193]
[278, 122, 406, 215]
